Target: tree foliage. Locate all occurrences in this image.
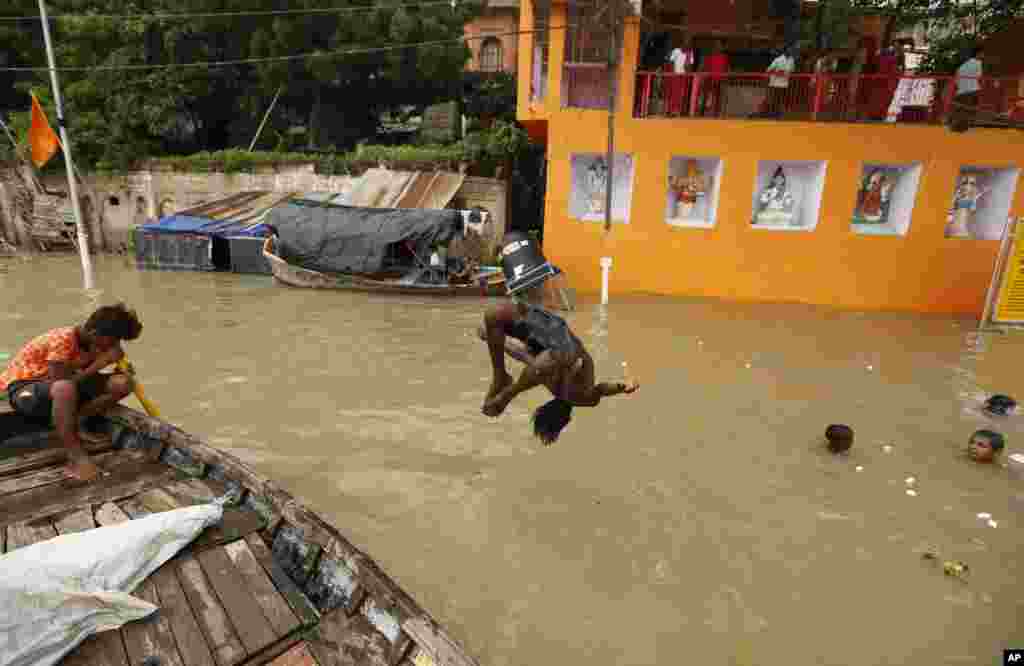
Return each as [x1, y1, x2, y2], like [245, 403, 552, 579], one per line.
[0, 0, 481, 169]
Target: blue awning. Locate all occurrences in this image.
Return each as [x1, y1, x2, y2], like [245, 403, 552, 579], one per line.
[140, 215, 270, 238]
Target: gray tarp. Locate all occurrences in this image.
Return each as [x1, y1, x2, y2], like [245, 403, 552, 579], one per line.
[266, 200, 464, 275]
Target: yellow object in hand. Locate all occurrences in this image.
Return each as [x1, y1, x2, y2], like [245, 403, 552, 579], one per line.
[115, 357, 160, 418]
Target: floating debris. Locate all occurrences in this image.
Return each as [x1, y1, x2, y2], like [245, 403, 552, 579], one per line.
[977, 512, 992, 520]
[905, 476, 916, 485]
[745, 362, 752, 369]
[866, 365, 874, 371]
[987, 519, 998, 528]
[855, 465, 864, 472]
[942, 560, 969, 579]
[882, 444, 894, 453]
[905, 489, 918, 497]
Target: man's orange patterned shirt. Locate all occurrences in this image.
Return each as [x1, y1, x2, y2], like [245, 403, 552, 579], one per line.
[0, 327, 83, 391]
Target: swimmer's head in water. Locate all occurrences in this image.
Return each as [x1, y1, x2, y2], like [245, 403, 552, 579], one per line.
[968, 429, 1005, 463]
[532, 398, 573, 446]
[983, 394, 1017, 416]
[825, 424, 854, 453]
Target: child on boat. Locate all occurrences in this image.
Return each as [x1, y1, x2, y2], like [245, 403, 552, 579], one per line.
[1, 303, 142, 482]
[479, 233, 638, 445]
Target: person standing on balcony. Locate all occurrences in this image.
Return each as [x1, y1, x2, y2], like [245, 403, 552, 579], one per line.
[665, 38, 694, 116]
[761, 47, 795, 118]
[700, 41, 730, 117]
[868, 41, 904, 121]
[952, 46, 984, 128]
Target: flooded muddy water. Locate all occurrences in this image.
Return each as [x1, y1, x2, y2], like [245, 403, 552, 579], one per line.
[3, 254, 1023, 665]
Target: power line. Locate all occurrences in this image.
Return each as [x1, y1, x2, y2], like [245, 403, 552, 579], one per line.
[0, 24, 570, 73]
[0, 1, 479, 22]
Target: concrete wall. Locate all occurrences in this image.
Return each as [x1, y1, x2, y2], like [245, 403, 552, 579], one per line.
[0, 164, 507, 255]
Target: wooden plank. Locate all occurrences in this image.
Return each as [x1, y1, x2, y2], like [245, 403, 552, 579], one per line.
[61, 631, 130, 666]
[0, 449, 140, 496]
[94, 501, 133, 526]
[196, 546, 277, 654]
[0, 460, 180, 529]
[133, 485, 266, 553]
[245, 534, 320, 628]
[401, 618, 480, 666]
[0, 437, 113, 478]
[6, 518, 57, 550]
[268, 642, 319, 666]
[95, 501, 132, 526]
[190, 508, 266, 553]
[52, 507, 97, 535]
[177, 554, 248, 666]
[121, 567, 186, 666]
[223, 540, 299, 638]
[152, 566, 218, 666]
[53, 507, 132, 666]
[306, 609, 391, 666]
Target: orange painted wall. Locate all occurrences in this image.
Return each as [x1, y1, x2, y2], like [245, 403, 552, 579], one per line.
[540, 115, 1024, 315]
[517, 1, 1024, 316]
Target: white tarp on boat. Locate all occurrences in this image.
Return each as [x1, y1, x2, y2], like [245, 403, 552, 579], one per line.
[0, 503, 224, 666]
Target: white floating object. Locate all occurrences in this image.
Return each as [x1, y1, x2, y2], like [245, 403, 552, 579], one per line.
[987, 519, 998, 528]
[1009, 453, 1024, 465]
[855, 465, 864, 472]
[745, 363, 752, 369]
[866, 365, 874, 371]
[905, 476, 916, 485]
[882, 445, 894, 453]
[905, 489, 917, 497]
[977, 512, 992, 520]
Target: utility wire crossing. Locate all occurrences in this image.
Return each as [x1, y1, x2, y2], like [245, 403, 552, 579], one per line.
[0, 24, 571, 73]
[0, 1, 481, 22]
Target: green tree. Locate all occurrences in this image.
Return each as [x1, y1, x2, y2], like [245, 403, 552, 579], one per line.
[0, 0, 482, 168]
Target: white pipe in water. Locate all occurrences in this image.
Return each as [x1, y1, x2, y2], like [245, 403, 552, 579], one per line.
[600, 256, 612, 305]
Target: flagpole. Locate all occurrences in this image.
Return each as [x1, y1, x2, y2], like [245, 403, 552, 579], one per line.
[38, 0, 94, 290]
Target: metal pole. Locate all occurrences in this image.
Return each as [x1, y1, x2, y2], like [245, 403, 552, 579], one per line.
[0, 115, 17, 151]
[249, 85, 284, 152]
[38, 0, 94, 290]
[603, 1, 618, 233]
[979, 218, 1015, 329]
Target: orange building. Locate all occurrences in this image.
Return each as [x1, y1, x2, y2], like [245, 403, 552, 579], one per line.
[517, 1, 1024, 316]
[464, 0, 520, 75]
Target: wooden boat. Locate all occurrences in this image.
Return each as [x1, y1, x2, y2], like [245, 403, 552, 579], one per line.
[263, 237, 507, 298]
[0, 403, 479, 666]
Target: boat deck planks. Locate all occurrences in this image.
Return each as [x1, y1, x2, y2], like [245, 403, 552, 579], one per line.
[0, 405, 479, 666]
[52, 506, 132, 666]
[267, 642, 318, 666]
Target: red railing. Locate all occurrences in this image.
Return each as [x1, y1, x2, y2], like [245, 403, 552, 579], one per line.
[591, 70, 1024, 125]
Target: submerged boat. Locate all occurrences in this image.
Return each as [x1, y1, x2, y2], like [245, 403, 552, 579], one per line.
[262, 199, 509, 298]
[0, 403, 479, 666]
[264, 236, 507, 297]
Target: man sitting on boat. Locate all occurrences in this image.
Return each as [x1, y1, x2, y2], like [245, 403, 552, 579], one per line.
[1, 303, 142, 482]
[480, 233, 639, 445]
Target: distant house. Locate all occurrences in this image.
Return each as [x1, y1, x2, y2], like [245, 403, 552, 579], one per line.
[464, 0, 519, 75]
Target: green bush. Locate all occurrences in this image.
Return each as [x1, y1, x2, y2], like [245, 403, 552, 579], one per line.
[141, 128, 531, 177]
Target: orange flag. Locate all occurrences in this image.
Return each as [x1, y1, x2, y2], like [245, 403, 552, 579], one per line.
[28, 93, 60, 168]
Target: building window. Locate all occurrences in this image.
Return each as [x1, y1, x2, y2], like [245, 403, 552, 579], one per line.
[480, 37, 503, 72]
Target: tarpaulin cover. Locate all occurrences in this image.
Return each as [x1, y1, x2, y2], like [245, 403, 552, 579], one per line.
[141, 215, 269, 238]
[267, 200, 464, 275]
[0, 502, 224, 666]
